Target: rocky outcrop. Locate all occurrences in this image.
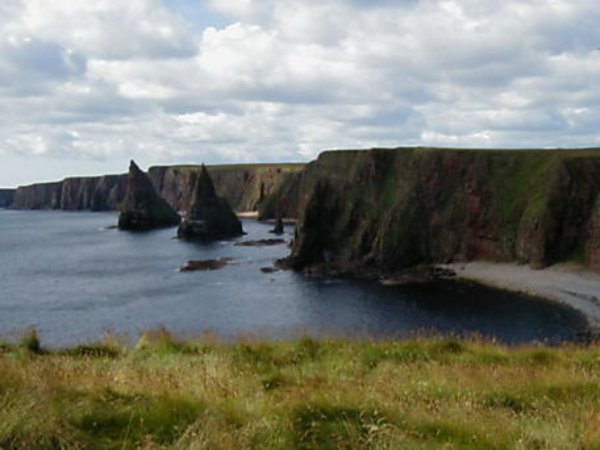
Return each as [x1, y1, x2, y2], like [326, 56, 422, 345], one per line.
[177, 165, 243, 240]
[118, 161, 180, 230]
[270, 217, 284, 234]
[180, 258, 233, 272]
[288, 147, 600, 275]
[0, 189, 15, 207]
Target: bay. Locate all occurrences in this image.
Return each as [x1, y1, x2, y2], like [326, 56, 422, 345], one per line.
[0, 209, 590, 347]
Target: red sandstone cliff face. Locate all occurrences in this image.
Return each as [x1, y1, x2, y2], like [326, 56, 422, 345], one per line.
[148, 164, 305, 214]
[290, 148, 600, 274]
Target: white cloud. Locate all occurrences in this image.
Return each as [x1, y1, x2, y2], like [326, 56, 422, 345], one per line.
[18, 0, 197, 60]
[1, 0, 600, 186]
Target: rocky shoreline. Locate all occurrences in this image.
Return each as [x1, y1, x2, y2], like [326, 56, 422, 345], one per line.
[277, 257, 600, 335]
[440, 262, 600, 332]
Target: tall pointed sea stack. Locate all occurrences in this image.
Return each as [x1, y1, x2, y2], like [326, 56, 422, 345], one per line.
[177, 165, 243, 240]
[118, 160, 180, 230]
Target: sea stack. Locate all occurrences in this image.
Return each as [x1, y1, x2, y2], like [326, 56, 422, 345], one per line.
[270, 215, 284, 235]
[177, 165, 243, 240]
[118, 160, 180, 230]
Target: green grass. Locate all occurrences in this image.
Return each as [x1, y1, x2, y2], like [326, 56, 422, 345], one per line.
[1, 332, 599, 449]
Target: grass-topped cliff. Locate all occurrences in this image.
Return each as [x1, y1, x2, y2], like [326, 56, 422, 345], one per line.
[1, 330, 599, 449]
[289, 147, 600, 274]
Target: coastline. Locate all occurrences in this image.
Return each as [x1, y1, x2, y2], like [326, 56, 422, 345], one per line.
[440, 262, 600, 331]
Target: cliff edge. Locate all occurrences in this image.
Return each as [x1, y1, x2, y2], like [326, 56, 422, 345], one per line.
[288, 147, 600, 275]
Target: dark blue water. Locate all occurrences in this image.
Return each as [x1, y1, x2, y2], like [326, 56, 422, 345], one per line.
[0, 209, 591, 347]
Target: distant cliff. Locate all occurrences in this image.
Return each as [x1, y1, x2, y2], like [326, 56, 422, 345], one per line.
[11, 164, 305, 214]
[0, 189, 15, 207]
[12, 181, 65, 210]
[289, 147, 600, 274]
[149, 164, 304, 214]
[12, 176, 127, 211]
[257, 170, 304, 220]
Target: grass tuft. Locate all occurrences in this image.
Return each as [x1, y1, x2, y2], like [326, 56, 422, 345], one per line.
[289, 404, 389, 450]
[19, 327, 44, 355]
[134, 327, 202, 356]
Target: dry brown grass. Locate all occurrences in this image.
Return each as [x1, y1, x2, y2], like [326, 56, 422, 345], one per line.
[0, 332, 599, 449]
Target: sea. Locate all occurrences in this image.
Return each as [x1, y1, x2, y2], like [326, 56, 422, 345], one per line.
[0, 209, 592, 347]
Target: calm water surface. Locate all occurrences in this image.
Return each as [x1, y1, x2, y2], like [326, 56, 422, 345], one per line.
[0, 209, 591, 347]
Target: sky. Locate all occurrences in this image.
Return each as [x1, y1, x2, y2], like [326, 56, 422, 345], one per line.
[1, 0, 599, 187]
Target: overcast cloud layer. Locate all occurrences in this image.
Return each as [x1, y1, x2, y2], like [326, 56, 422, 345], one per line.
[1, 0, 599, 186]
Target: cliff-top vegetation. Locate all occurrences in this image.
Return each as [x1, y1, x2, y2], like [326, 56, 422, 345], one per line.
[1, 329, 599, 449]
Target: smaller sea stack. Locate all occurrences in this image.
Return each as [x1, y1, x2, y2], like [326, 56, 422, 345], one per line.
[177, 165, 243, 240]
[118, 160, 180, 230]
[270, 215, 284, 235]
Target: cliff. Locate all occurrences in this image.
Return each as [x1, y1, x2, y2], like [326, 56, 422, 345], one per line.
[257, 170, 304, 219]
[12, 175, 127, 211]
[149, 163, 305, 214]
[11, 164, 304, 214]
[62, 175, 127, 211]
[289, 147, 600, 274]
[0, 189, 15, 207]
[12, 181, 64, 210]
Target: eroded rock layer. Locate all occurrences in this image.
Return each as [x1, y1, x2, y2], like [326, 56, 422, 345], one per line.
[288, 147, 600, 274]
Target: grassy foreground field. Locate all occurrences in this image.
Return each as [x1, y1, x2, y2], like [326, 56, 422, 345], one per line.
[1, 330, 599, 449]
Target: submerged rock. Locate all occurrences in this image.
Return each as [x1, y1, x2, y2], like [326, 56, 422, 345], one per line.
[118, 161, 180, 230]
[235, 239, 286, 247]
[180, 258, 233, 272]
[380, 266, 456, 286]
[177, 165, 243, 240]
